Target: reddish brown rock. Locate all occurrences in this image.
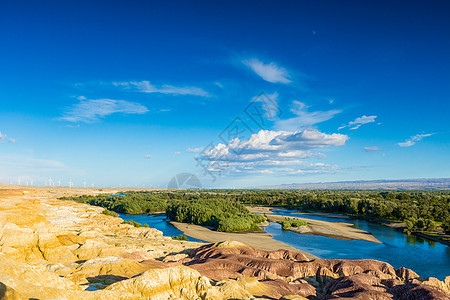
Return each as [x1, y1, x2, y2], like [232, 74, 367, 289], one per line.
[184, 241, 450, 300]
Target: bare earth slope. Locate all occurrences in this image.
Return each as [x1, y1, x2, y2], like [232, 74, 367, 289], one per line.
[0, 186, 449, 299]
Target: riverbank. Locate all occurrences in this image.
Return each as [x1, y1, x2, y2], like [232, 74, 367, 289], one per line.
[170, 221, 318, 260]
[246, 206, 381, 243]
[247, 205, 450, 246]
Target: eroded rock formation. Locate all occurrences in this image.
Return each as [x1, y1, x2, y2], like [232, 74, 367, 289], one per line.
[183, 241, 450, 299]
[0, 187, 449, 299]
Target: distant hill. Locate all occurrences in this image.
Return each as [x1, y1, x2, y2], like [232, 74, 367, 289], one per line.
[251, 178, 450, 191]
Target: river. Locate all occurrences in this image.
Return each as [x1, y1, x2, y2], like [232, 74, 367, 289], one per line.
[118, 213, 205, 242]
[119, 210, 450, 280]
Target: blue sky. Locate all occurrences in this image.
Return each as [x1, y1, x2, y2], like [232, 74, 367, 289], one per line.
[0, 0, 449, 188]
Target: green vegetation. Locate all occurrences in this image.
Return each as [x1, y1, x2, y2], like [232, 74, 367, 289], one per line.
[171, 234, 189, 241]
[166, 198, 266, 232]
[102, 209, 118, 217]
[442, 218, 450, 234]
[60, 189, 449, 236]
[60, 191, 167, 214]
[121, 220, 142, 227]
[281, 219, 307, 230]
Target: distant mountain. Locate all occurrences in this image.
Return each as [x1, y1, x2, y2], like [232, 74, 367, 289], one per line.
[251, 178, 450, 191]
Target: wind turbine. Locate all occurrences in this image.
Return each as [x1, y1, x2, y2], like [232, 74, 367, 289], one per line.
[83, 181, 86, 188]
[18, 178, 21, 185]
[69, 179, 73, 188]
[58, 179, 61, 186]
[48, 177, 54, 186]
[30, 179, 34, 186]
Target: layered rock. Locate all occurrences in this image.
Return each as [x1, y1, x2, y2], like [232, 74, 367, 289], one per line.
[0, 188, 449, 300]
[184, 241, 450, 299]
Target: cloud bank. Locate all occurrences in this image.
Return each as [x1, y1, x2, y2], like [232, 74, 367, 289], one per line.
[198, 128, 348, 175]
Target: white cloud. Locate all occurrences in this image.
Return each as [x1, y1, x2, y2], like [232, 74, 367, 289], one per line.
[364, 146, 382, 152]
[186, 147, 203, 153]
[174, 151, 181, 156]
[0, 132, 6, 142]
[397, 133, 434, 147]
[198, 128, 348, 175]
[0, 132, 15, 143]
[242, 58, 291, 84]
[144, 155, 152, 159]
[59, 97, 148, 123]
[113, 81, 210, 97]
[339, 115, 377, 130]
[275, 101, 341, 131]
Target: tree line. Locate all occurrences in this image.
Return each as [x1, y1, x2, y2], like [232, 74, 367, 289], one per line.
[60, 189, 450, 234]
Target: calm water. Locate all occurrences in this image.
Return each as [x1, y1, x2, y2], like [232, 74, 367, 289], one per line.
[119, 210, 449, 280]
[118, 213, 205, 242]
[266, 209, 450, 280]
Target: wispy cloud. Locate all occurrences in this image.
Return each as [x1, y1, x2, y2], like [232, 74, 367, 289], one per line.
[242, 58, 291, 84]
[275, 101, 341, 131]
[144, 154, 152, 159]
[251, 92, 281, 121]
[186, 147, 203, 153]
[0, 154, 69, 184]
[113, 81, 211, 97]
[198, 128, 348, 175]
[0, 155, 66, 169]
[364, 146, 382, 152]
[397, 133, 435, 147]
[59, 96, 148, 123]
[339, 115, 377, 130]
[0, 132, 15, 143]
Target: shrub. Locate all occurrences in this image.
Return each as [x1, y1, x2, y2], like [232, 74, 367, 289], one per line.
[121, 220, 142, 227]
[102, 209, 118, 217]
[171, 234, 189, 241]
[404, 218, 415, 230]
[442, 218, 450, 235]
[281, 219, 307, 230]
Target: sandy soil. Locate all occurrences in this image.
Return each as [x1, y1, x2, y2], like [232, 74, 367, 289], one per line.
[170, 221, 318, 260]
[246, 206, 381, 243]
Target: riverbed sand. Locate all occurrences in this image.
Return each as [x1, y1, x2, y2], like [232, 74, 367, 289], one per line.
[246, 206, 381, 243]
[170, 221, 318, 260]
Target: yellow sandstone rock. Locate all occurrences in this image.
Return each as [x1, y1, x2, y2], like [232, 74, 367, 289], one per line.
[105, 266, 215, 299]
